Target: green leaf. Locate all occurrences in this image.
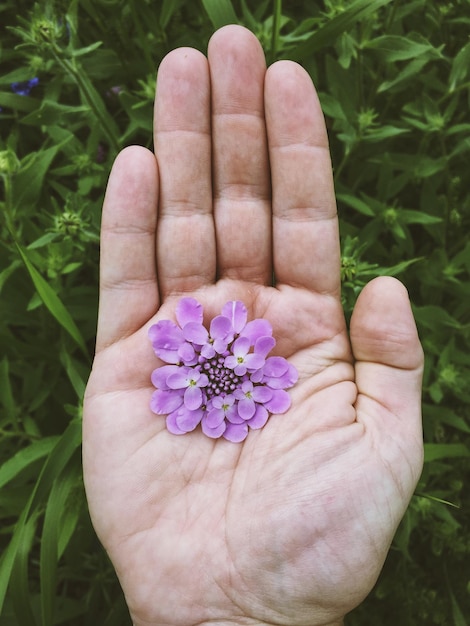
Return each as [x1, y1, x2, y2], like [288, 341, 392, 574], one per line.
[414, 493, 460, 509]
[40, 463, 79, 626]
[0, 420, 81, 615]
[15, 243, 88, 355]
[414, 305, 462, 331]
[289, 0, 394, 60]
[0, 437, 59, 489]
[363, 126, 409, 142]
[0, 92, 40, 113]
[337, 193, 375, 216]
[377, 57, 430, 93]
[201, 0, 238, 29]
[0, 357, 16, 426]
[449, 40, 470, 91]
[365, 35, 440, 63]
[27, 232, 60, 250]
[0, 68, 40, 85]
[424, 443, 470, 463]
[10, 514, 38, 626]
[160, 0, 184, 29]
[56, 56, 120, 152]
[399, 210, 442, 225]
[13, 144, 61, 211]
[60, 346, 87, 399]
[21, 100, 88, 127]
[0, 260, 21, 293]
[423, 404, 470, 434]
[375, 257, 423, 276]
[71, 40, 103, 57]
[449, 588, 467, 626]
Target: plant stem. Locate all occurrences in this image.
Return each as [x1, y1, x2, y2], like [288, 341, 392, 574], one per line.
[51, 47, 120, 153]
[271, 0, 282, 64]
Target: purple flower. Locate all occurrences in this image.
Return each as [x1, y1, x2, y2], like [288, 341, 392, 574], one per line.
[11, 77, 39, 96]
[149, 298, 298, 442]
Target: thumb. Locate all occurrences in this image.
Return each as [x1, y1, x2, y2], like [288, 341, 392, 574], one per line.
[350, 276, 424, 482]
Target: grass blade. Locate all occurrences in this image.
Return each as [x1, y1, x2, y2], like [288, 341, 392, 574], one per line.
[0, 420, 81, 615]
[40, 462, 79, 626]
[424, 443, 470, 462]
[289, 0, 394, 60]
[201, 0, 238, 29]
[15, 243, 88, 355]
[10, 515, 38, 626]
[160, 0, 183, 29]
[0, 357, 16, 426]
[0, 437, 59, 489]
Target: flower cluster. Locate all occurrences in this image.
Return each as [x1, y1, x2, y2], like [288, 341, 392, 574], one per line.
[149, 298, 298, 442]
[11, 77, 39, 96]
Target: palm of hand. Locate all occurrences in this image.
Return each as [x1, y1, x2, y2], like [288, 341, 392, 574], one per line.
[83, 26, 423, 626]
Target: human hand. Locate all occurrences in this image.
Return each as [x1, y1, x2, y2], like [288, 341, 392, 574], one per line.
[83, 25, 424, 626]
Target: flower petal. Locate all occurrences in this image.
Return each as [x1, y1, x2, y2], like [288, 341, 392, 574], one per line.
[166, 411, 186, 435]
[232, 336, 250, 357]
[222, 301, 247, 334]
[205, 407, 225, 428]
[225, 408, 245, 424]
[151, 389, 184, 414]
[201, 343, 216, 358]
[151, 365, 180, 390]
[224, 355, 238, 370]
[176, 297, 203, 327]
[201, 419, 226, 439]
[210, 315, 232, 340]
[263, 356, 289, 377]
[223, 422, 248, 442]
[252, 385, 273, 403]
[154, 347, 182, 364]
[244, 353, 265, 371]
[237, 397, 256, 420]
[247, 405, 269, 429]
[175, 406, 203, 432]
[250, 368, 264, 384]
[183, 322, 209, 345]
[240, 319, 272, 343]
[184, 385, 203, 410]
[234, 363, 248, 376]
[264, 360, 299, 389]
[178, 342, 197, 365]
[254, 335, 276, 358]
[263, 389, 291, 414]
[167, 369, 191, 389]
[149, 320, 184, 350]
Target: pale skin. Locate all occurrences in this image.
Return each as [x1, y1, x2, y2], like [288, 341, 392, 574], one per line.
[83, 25, 424, 626]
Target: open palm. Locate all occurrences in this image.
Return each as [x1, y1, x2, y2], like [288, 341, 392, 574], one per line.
[83, 26, 424, 626]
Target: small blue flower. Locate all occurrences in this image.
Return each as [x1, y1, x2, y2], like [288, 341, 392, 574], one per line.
[11, 77, 39, 96]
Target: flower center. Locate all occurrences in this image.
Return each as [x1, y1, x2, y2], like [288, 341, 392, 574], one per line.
[202, 356, 243, 399]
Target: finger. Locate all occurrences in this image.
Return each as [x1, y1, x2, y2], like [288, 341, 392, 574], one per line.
[265, 61, 340, 295]
[154, 47, 215, 296]
[97, 146, 159, 352]
[208, 25, 272, 284]
[350, 277, 424, 481]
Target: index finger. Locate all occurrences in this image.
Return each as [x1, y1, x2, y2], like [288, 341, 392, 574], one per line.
[265, 61, 340, 296]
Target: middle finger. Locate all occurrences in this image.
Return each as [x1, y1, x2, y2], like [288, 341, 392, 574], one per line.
[208, 26, 272, 285]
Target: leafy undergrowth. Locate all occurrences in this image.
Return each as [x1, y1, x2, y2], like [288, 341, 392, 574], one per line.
[1, 0, 469, 624]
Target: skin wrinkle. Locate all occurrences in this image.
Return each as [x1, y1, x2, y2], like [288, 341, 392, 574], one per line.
[100, 275, 156, 293]
[158, 205, 214, 219]
[215, 185, 272, 202]
[103, 223, 157, 236]
[273, 210, 338, 224]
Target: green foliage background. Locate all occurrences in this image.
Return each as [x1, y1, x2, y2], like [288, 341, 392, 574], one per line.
[1, 0, 469, 623]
